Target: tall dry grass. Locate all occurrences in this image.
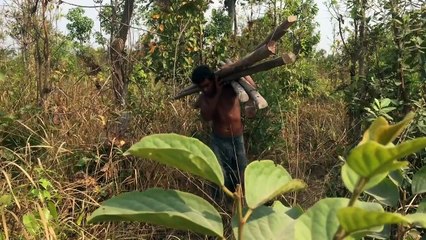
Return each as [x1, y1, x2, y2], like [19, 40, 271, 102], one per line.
[1, 67, 348, 239]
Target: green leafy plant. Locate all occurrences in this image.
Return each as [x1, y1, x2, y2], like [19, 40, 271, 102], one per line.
[364, 98, 397, 122]
[88, 113, 426, 239]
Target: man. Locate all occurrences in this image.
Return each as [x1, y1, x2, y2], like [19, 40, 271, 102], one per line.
[191, 65, 256, 194]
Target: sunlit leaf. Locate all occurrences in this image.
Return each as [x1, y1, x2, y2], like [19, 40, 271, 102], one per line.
[87, 188, 223, 237]
[360, 113, 415, 145]
[406, 213, 426, 228]
[232, 201, 294, 240]
[124, 134, 224, 186]
[412, 166, 426, 194]
[337, 207, 409, 234]
[23, 213, 40, 235]
[245, 160, 306, 209]
[341, 163, 387, 192]
[293, 198, 383, 240]
[347, 138, 426, 178]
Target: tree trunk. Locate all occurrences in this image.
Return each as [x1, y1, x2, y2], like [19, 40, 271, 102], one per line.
[224, 0, 237, 35]
[41, 0, 51, 103]
[390, 0, 409, 113]
[109, 0, 135, 139]
[111, 0, 134, 106]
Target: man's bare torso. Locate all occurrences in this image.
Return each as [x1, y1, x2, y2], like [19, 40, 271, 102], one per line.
[204, 85, 243, 137]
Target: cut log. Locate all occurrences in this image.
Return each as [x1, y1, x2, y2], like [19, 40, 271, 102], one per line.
[173, 52, 296, 100]
[222, 52, 296, 82]
[173, 84, 199, 99]
[231, 81, 249, 102]
[254, 16, 298, 50]
[216, 41, 276, 77]
[238, 77, 268, 109]
[220, 60, 249, 102]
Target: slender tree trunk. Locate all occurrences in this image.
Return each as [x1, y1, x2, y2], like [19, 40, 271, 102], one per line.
[41, 0, 51, 102]
[225, 0, 237, 35]
[390, 0, 409, 112]
[111, 0, 134, 106]
[109, 0, 135, 139]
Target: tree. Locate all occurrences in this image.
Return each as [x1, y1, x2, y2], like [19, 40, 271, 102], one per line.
[66, 8, 94, 44]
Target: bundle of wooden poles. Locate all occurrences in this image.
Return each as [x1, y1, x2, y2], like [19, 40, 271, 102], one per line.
[174, 15, 298, 110]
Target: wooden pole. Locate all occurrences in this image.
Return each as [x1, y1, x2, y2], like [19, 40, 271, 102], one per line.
[221, 52, 296, 82]
[216, 41, 276, 77]
[254, 15, 297, 50]
[238, 77, 268, 109]
[173, 53, 296, 100]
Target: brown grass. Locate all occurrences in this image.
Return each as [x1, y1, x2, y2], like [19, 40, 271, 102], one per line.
[0, 68, 348, 239]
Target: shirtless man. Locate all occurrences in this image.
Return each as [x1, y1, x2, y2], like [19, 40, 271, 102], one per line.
[191, 65, 255, 194]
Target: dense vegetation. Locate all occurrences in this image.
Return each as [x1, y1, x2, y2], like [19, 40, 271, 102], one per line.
[0, 0, 424, 239]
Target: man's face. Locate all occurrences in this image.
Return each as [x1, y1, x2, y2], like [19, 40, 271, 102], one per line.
[199, 78, 215, 96]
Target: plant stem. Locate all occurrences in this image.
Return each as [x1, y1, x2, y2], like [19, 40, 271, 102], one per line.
[242, 208, 253, 224]
[333, 177, 368, 240]
[222, 186, 235, 199]
[1, 209, 9, 240]
[348, 177, 367, 207]
[235, 185, 244, 240]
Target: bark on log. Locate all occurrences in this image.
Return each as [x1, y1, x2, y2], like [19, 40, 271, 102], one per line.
[231, 81, 250, 102]
[222, 52, 296, 82]
[216, 41, 276, 77]
[173, 52, 296, 100]
[238, 77, 268, 109]
[219, 60, 249, 102]
[254, 15, 297, 50]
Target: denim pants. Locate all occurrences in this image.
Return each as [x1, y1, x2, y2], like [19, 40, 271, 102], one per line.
[210, 133, 248, 192]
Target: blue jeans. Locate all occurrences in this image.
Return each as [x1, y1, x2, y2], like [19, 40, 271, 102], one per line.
[210, 133, 248, 192]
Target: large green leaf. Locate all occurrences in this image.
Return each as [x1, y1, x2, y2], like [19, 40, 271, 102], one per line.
[87, 188, 223, 237]
[293, 198, 383, 240]
[272, 201, 304, 219]
[124, 134, 224, 186]
[405, 213, 426, 228]
[337, 207, 409, 235]
[341, 163, 387, 192]
[245, 160, 306, 209]
[365, 177, 399, 207]
[232, 201, 294, 240]
[347, 138, 426, 178]
[359, 113, 414, 146]
[412, 166, 426, 194]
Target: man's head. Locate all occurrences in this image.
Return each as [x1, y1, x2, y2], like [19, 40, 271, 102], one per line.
[191, 65, 215, 96]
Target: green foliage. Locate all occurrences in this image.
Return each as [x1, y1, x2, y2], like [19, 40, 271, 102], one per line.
[88, 113, 425, 239]
[88, 188, 224, 237]
[337, 207, 409, 234]
[245, 160, 306, 209]
[412, 166, 426, 194]
[66, 8, 94, 44]
[136, 0, 210, 82]
[294, 198, 383, 239]
[364, 98, 397, 122]
[232, 202, 293, 240]
[364, 177, 399, 207]
[124, 133, 224, 186]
